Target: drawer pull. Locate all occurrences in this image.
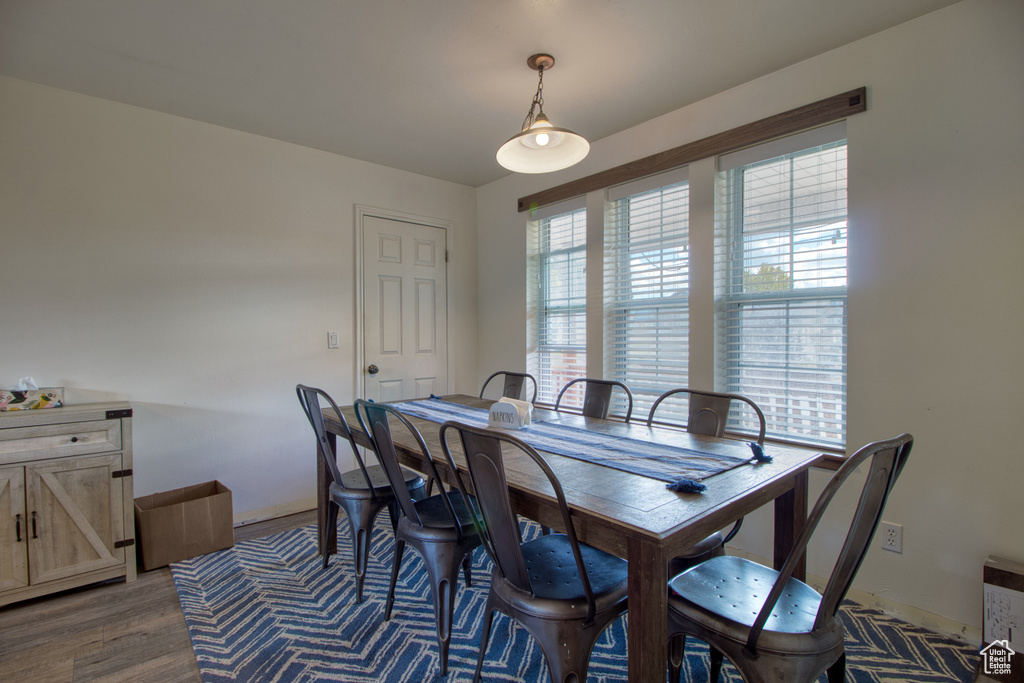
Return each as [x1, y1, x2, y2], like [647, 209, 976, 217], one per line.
[71, 436, 79, 443]
[31, 511, 38, 539]
[15, 514, 21, 542]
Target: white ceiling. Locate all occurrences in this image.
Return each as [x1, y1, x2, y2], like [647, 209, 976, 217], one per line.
[0, 0, 958, 187]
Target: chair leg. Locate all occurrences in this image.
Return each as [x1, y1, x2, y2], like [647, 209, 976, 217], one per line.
[340, 499, 383, 604]
[827, 652, 846, 683]
[709, 645, 724, 683]
[385, 538, 406, 620]
[667, 633, 686, 683]
[472, 600, 497, 683]
[526, 613, 607, 683]
[422, 542, 475, 677]
[323, 501, 339, 570]
[462, 551, 473, 587]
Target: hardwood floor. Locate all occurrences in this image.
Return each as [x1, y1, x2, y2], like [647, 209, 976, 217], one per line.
[0, 510, 316, 683]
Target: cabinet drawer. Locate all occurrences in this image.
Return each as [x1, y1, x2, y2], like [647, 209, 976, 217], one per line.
[0, 420, 122, 465]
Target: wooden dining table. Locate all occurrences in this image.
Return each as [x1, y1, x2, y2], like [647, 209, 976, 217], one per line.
[319, 394, 824, 683]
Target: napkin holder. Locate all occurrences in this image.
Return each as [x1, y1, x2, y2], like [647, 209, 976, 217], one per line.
[488, 397, 532, 430]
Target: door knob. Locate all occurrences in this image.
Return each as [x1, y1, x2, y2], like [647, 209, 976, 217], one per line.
[367, 364, 379, 375]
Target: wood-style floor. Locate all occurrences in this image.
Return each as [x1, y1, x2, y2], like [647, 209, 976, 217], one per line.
[0, 510, 315, 683]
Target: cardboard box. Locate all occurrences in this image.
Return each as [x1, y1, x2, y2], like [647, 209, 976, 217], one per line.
[977, 556, 1024, 682]
[134, 480, 234, 570]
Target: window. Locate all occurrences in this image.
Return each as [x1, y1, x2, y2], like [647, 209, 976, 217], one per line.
[604, 171, 690, 418]
[522, 103, 857, 450]
[716, 130, 848, 447]
[528, 206, 587, 405]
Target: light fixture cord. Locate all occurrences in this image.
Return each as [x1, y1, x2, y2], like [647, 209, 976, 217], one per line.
[521, 66, 546, 131]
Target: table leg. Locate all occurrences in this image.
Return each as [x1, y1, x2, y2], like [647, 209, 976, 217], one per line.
[774, 469, 808, 581]
[317, 436, 338, 557]
[627, 536, 668, 683]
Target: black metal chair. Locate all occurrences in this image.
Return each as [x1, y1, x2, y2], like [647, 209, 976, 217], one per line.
[295, 385, 426, 603]
[666, 433, 913, 683]
[353, 400, 481, 677]
[440, 420, 629, 683]
[554, 377, 634, 422]
[647, 388, 767, 575]
[479, 370, 538, 404]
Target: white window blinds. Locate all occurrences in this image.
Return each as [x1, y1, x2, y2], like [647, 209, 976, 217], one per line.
[716, 126, 848, 447]
[529, 205, 587, 405]
[604, 170, 690, 419]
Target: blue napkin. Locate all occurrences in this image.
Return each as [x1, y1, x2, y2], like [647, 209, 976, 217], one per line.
[666, 478, 707, 493]
[749, 442, 772, 463]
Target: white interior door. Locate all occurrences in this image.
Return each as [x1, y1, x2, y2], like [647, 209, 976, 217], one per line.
[361, 215, 448, 402]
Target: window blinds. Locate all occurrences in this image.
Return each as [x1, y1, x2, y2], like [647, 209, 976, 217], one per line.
[716, 127, 848, 447]
[604, 170, 690, 419]
[529, 206, 587, 405]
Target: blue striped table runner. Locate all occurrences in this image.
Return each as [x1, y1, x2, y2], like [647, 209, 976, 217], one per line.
[392, 398, 748, 483]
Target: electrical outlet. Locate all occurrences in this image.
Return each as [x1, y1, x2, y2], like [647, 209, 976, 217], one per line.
[880, 521, 902, 553]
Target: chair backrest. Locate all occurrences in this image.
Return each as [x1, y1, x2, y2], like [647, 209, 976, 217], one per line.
[554, 378, 634, 422]
[745, 433, 913, 654]
[439, 420, 600, 625]
[647, 388, 766, 445]
[296, 384, 377, 497]
[479, 371, 538, 404]
[353, 400, 467, 539]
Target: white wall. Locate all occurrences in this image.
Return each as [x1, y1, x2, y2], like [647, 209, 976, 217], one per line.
[0, 76, 478, 522]
[476, 0, 1024, 635]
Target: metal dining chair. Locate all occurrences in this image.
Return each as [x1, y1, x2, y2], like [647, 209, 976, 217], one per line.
[478, 370, 538, 404]
[440, 420, 629, 683]
[353, 400, 481, 676]
[554, 377, 634, 422]
[666, 433, 913, 683]
[295, 385, 426, 603]
[647, 388, 767, 575]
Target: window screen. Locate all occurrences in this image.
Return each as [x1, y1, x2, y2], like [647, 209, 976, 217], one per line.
[717, 131, 848, 447]
[529, 206, 587, 405]
[605, 173, 690, 419]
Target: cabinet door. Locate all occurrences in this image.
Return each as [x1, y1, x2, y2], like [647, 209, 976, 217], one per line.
[26, 454, 125, 585]
[0, 466, 28, 592]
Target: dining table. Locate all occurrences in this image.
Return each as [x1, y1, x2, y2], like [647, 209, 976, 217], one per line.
[319, 394, 824, 683]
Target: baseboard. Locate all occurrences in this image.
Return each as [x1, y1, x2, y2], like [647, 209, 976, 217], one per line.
[726, 548, 982, 648]
[233, 497, 317, 528]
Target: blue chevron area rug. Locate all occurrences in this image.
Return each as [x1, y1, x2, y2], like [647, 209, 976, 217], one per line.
[171, 522, 979, 682]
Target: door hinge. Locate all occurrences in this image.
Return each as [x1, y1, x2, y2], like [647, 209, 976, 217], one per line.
[112, 469, 133, 478]
[114, 538, 135, 548]
[106, 408, 133, 419]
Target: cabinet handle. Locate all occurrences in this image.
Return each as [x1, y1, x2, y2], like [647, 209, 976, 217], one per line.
[15, 514, 21, 542]
[31, 511, 38, 539]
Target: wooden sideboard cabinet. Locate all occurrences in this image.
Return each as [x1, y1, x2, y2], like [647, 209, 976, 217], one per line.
[0, 402, 136, 607]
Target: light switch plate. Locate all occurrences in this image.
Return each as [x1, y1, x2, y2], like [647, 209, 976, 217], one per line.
[327, 331, 339, 349]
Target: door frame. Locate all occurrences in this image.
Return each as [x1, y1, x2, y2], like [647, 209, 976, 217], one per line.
[353, 204, 455, 400]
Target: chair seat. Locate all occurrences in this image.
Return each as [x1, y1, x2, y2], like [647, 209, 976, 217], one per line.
[396, 492, 481, 542]
[493, 534, 628, 619]
[335, 464, 424, 499]
[669, 555, 844, 655]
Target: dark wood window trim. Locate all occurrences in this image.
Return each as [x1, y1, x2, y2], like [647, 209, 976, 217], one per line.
[517, 87, 866, 213]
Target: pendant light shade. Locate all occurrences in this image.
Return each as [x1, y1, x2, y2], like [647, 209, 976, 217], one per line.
[496, 54, 589, 174]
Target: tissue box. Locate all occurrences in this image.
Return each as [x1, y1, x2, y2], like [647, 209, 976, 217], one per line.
[0, 388, 64, 411]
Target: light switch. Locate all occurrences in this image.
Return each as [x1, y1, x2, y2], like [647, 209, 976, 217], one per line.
[327, 331, 339, 349]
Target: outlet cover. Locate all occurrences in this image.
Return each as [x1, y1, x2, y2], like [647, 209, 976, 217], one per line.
[880, 521, 902, 553]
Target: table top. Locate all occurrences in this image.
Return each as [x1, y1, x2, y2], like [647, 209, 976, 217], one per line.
[334, 394, 824, 559]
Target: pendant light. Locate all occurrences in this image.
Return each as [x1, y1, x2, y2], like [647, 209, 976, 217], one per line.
[496, 54, 590, 174]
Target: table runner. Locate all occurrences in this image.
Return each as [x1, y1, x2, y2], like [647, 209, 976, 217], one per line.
[392, 398, 748, 483]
